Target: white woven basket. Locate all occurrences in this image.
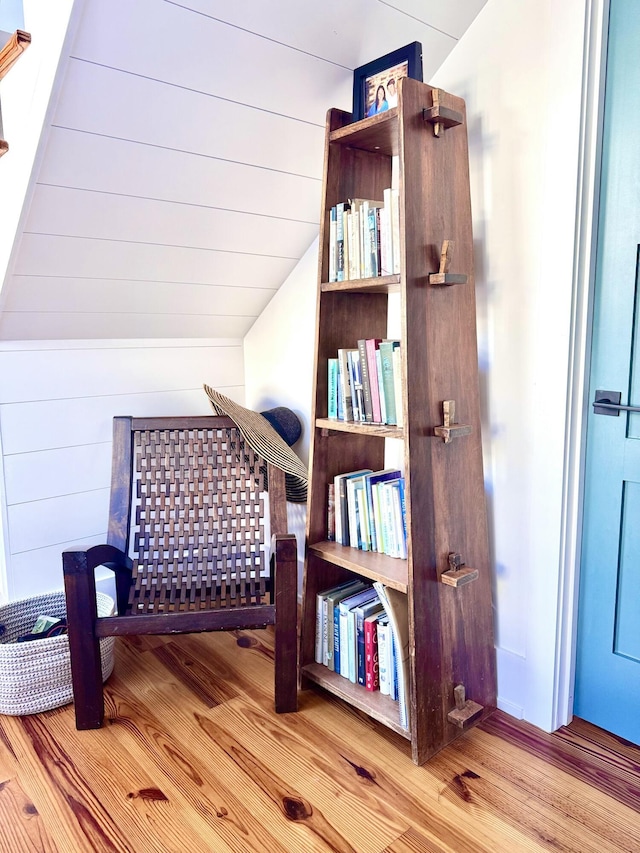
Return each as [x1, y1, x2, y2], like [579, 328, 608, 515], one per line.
[0, 590, 115, 715]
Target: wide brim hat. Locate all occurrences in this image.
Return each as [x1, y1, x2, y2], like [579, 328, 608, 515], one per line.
[203, 386, 308, 503]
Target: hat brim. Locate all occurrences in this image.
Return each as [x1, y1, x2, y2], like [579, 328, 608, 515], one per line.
[203, 386, 308, 503]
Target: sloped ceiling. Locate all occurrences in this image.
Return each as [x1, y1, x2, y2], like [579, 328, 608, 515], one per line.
[0, 0, 486, 340]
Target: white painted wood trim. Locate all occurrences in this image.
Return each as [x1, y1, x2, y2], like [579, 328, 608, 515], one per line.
[553, 0, 609, 730]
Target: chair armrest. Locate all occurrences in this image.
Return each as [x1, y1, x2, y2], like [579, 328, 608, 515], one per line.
[270, 532, 297, 563]
[63, 544, 133, 615]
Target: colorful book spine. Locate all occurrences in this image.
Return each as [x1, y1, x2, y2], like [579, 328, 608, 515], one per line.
[364, 612, 381, 691]
[357, 339, 374, 423]
[327, 357, 339, 419]
[328, 206, 337, 282]
[377, 615, 391, 695]
[379, 340, 400, 425]
[365, 338, 383, 423]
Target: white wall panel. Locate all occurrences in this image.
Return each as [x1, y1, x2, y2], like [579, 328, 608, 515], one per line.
[24, 185, 319, 260]
[12, 234, 295, 290]
[0, 385, 243, 456]
[52, 61, 325, 178]
[2, 278, 277, 318]
[9, 535, 107, 601]
[4, 442, 111, 505]
[8, 489, 109, 554]
[38, 128, 322, 223]
[0, 310, 260, 341]
[71, 0, 350, 126]
[0, 339, 246, 599]
[0, 342, 243, 403]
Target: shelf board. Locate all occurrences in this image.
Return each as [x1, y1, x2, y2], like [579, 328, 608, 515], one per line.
[316, 418, 403, 439]
[309, 540, 408, 592]
[321, 274, 401, 294]
[329, 108, 399, 156]
[301, 662, 410, 739]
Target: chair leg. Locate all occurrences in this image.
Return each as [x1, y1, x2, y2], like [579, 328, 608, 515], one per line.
[273, 534, 298, 713]
[63, 549, 105, 729]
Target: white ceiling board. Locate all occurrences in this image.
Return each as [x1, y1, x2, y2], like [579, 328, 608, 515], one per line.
[173, 0, 464, 67]
[378, 0, 487, 41]
[71, 0, 352, 127]
[3, 277, 277, 317]
[52, 61, 325, 178]
[25, 185, 319, 261]
[38, 128, 322, 223]
[12, 234, 296, 289]
[0, 311, 257, 341]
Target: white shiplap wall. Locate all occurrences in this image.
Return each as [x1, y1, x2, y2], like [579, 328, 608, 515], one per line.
[0, 0, 487, 599]
[0, 338, 243, 600]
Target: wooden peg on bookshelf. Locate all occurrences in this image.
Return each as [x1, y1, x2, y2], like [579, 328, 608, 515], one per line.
[433, 400, 472, 444]
[422, 88, 464, 137]
[440, 552, 478, 587]
[428, 240, 467, 286]
[447, 684, 484, 729]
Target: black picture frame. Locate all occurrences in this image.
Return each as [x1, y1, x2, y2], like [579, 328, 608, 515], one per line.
[352, 42, 423, 122]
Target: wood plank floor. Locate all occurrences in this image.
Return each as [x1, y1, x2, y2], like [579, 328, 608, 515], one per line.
[1, 628, 639, 852]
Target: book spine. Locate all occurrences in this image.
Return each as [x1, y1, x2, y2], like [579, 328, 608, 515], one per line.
[346, 478, 359, 549]
[368, 206, 379, 278]
[342, 206, 350, 281]
[327, 482, 335, 542]
[390, 188, 400, 274]
[315, 592, 324, 664]
[392, 480, 407, 559]
[375, 348, 387, 424]
[333, 604, 341, 674]
[322, 595, 330, 666]
[356, 485, 370, 551]
[327, 357, 338, 419]
[365, 339, 382, 423]
[339, 606, 350, 677]
[329, 206, 337, 282]
[336, 202, 345, 282]
[347, 350, 360, 423]
[378, 617, 390, 695]
[357, 339, 374, 423]
[392, 344, 403, 428]
[365, 618, 379, 691]
[337, 349, 353, 422]
[379, 342, 398, 425]
[382, 187, 393, 276]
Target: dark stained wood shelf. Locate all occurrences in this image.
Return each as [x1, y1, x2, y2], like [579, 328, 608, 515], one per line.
[301, 662, 411, 739]
[315, 417, 403, 439]
[0, 30, 31, 81]
[321, 273, 401, 294]
[308, 540, 408, 592]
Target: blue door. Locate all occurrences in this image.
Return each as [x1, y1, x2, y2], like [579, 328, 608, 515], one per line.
[574, 0, 640, 743]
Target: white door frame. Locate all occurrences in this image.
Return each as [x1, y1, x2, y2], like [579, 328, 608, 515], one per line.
[553, 0, 610, 730]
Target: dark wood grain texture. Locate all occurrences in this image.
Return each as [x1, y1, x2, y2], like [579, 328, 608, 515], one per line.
[300, 78, 496, 765]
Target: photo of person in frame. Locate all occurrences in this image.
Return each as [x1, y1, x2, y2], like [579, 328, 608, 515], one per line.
[367, 84, 388, 117]
[364, 60, 408, 117]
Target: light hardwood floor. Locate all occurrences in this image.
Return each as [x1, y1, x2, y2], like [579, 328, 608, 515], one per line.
[1, 628, 639, 852]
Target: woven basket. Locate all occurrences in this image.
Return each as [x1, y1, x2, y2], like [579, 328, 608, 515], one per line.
[0, 590, 115, 715]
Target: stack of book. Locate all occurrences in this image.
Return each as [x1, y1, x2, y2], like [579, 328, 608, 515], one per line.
[314, 580, 408, 720]
[328, 338, 402, 426]
[329, 468, 407, 558]
[328, 189, 401, 283]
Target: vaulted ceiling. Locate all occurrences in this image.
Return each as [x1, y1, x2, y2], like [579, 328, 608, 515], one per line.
[0, 0, 486, 340]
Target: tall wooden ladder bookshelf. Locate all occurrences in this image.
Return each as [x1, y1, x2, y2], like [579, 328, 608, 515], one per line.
[300, 77, 497, 766]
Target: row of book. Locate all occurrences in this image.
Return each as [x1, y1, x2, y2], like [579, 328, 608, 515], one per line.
[328, 338, 402, 425]
[328, 189, 400, 283]
[314, 579, 409, 727]
[328, 467, 407, 558]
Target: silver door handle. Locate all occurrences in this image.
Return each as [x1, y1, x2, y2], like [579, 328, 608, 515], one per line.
[593, 390, 640, 416]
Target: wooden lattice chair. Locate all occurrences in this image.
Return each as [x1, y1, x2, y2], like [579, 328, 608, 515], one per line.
[63, 415, 298, 729]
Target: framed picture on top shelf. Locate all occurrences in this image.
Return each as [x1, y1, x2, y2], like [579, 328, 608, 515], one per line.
[352, 42, 423, 122]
